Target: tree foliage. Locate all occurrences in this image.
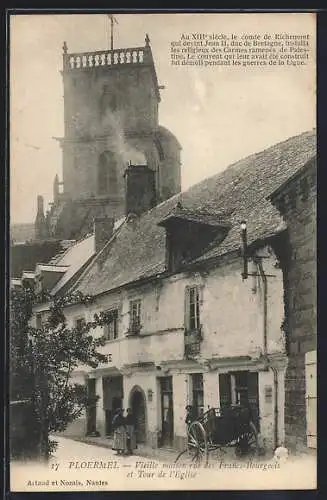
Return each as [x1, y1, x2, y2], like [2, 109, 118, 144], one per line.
[10, 286, 110, 459]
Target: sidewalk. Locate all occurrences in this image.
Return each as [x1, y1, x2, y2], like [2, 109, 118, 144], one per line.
[56, 434, 178, 463]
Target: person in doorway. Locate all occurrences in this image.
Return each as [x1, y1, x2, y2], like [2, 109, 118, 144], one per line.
[125, 408, 137, 455]
[112, 408, 127, 456]
[185, 405, 196, 433]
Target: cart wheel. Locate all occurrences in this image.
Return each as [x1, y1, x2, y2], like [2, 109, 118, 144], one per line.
[235, 421, 258, 458]
[187, 421, 209, 466]
[175, 448, 192, 464]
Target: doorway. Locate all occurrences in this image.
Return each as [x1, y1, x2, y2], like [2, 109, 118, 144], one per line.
[86, 378, 97, 435]
[130, 387, 147, 443]
[102, 376, 123, 436]
[219, 371, 260, 430]
[160, 377, 174, 447]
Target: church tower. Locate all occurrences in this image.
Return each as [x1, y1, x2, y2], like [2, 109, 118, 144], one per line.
[43, 32, 181, 240]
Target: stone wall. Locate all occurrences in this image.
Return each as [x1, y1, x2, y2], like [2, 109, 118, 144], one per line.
[270, 157, 316, 451]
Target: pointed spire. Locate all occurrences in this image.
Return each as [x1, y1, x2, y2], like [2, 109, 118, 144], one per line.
[63, 41, 68, 54]
[145, 33, 150, 47]
[53, 174, 59, 202]
[35, 195, 48, 240]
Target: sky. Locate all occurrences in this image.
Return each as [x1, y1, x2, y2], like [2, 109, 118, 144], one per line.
[10, 12, 316, 224]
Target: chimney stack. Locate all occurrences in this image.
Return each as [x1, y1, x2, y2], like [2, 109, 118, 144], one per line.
[124, 164, 156, 217]
[93, 216, 114, 253]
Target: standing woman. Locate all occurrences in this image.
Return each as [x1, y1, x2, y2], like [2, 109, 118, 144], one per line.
[125, 408, 137, 455]
[112, 408, 127, 456]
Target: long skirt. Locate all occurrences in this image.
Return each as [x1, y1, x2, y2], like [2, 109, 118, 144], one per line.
[112, 426, 127, 452]
[126, 425, 137, 451]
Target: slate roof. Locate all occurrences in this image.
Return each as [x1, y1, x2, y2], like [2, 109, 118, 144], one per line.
[73, 130, 316, 297]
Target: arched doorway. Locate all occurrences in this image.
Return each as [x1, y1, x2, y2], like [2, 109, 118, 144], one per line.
[129, 386, 147, 444]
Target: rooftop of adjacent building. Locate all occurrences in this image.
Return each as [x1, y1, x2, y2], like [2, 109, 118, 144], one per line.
[12, 216, 127, 296]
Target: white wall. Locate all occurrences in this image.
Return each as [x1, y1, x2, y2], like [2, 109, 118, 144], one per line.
[64, 245, 285, 374]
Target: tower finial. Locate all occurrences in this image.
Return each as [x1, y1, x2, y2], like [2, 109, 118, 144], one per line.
[145, 34, 150, 46]
[63, 41, 68, 54]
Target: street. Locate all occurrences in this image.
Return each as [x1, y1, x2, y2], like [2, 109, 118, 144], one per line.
[49, 435, 163, 467]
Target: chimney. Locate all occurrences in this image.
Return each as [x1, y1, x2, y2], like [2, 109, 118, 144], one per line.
[93, 217, 114, 253]
[124, 164, 156, 217]
[37, 195, 44, 214]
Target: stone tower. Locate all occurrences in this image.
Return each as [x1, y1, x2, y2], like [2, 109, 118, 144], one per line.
[42, 35, 181, 240]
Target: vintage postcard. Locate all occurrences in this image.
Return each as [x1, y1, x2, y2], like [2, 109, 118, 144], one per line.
[9, 11, 316, 492]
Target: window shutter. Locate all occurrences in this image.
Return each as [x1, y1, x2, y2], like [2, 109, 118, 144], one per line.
[184, 286, 190, 331]
[246, 372, 260, 431]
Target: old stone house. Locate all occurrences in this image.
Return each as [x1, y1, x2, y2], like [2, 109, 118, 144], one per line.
[51, 129, 316, 453]
[22, 34, 316, 455]
[268, 155, 317, 452]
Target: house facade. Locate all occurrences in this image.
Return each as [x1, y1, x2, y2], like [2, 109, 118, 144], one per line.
[60, 247, 286, 451]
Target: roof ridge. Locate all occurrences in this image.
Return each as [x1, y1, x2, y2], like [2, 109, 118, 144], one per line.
[184, 128, 316, 192]
[133, 129, 316, 227]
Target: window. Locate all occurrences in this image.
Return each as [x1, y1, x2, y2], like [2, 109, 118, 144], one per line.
[185, 285, 201, 332]
[129, 299, 141, 334]
[98, 151, 118, 195]
[75, 317, 85, 330]
[192, 373, 204, 418]
[99, 87, 118, 117]
[103, 309, 119, 341]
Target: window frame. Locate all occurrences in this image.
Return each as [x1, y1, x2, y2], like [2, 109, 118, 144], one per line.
[185, 285, 201, 333]
[129, 298, 142, 334]
[102, 308, 119, 341]
[191, 373, 204, 418]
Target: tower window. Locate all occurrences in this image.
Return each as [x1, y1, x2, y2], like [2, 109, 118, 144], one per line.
[98, 151, 118, 195]
[99, 86, 118, 117]
[155, 139, 165, 161]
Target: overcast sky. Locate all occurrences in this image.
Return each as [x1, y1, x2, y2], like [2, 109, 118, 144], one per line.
[10, 12, 316, 224]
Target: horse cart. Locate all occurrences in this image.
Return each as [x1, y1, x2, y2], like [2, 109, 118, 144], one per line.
[175, 405, 259, 465]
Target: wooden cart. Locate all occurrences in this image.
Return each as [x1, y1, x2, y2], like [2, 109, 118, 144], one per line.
[175, 405, 259, 465]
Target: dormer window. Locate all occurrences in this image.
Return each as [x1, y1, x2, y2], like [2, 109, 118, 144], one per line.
[158, 203, 230, 273]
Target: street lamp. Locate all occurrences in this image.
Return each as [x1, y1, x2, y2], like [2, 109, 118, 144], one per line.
[240, 220, 248, 280]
